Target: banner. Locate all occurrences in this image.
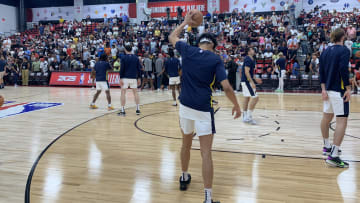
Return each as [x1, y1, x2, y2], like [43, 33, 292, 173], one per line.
[50, 72, 121, 87]
[83, 4, 129, 19]
[74, 0, 83, 21]
[230, 0, 301, 13]
[31, 4, 129, 22]
[303, 0, 360, 12]
[32, 6, 74, 22]
[148, 0, 207, 18]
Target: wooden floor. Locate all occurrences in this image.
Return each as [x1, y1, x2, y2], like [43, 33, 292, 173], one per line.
[1, 87, 360, 203]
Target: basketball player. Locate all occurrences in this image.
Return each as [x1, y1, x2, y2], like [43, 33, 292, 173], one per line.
[165, 49, 181, 106]
[118, 45, 142, 116]
[275, 52, 286, 93]
[90, 54, 114, 111]
[169, 11, 241, 203]
[241, 47, 259, 125]
[90, 56, 96, 90]
[319, 28, 351, 168]
[0, 55, 6, 89]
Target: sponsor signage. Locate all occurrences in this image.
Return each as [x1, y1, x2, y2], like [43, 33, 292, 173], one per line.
[50, 72, 121, 87]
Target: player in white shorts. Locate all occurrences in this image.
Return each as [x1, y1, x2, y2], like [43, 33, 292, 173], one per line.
[165, 50, 181, 106]
[241, 47, 260, 125]
[119, 45, 142, 116]
[90, 54, 114, 111]
[319, 28, 351, 168]
[169, 11, 241, 203]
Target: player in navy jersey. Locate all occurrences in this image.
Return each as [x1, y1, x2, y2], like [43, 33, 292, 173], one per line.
[241, 47, 260, 125]
[319, 28, 351, 168]
[169, 11, 241, 203]
[90, 54, 114, 111]
[165, 49, 181, 106]
[119, 45, 142, 116]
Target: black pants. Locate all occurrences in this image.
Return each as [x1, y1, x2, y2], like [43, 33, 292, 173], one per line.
[228, 72, 236, 90]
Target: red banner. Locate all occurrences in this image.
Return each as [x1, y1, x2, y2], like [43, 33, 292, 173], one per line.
[148, 0, 207, 18]
[50, 72, 121, 87]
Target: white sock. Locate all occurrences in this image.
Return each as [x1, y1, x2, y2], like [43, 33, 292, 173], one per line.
[121, 106, 125, 112]
[324, 139, 331, 148]
[91, 102, 95, 105]
[108, 104, 112, 107]
[181, 171, 189, 181]
[248, 110, 253, 119]
[330, 145, 340, 157]
[243, 111, 247, 119]
[204, 188, 212, 203]
[136, 104, 140, 111]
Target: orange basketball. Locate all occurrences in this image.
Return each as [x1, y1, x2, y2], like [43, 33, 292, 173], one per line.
[0, 95, 4, 107]
[189, 9, 203, 27]
[356, 51, 360, 58]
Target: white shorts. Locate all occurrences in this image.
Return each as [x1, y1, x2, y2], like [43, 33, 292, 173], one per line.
[122, 78, 137, 89]
[241, 82, 258, 98]
[169, 76, 180, 85]
[179, 104, 215, 136]
[96, 81, 109, 91]
[279, 70, 286, 78]
[323, 91, 350, 117]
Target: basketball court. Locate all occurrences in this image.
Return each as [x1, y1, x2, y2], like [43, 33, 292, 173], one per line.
[1, 87, 359, 202]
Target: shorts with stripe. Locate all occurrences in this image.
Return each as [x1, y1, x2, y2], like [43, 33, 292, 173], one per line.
[323, 91, 350, 117]
[241, 82, 258, 98]
[179, 104, 215, 136]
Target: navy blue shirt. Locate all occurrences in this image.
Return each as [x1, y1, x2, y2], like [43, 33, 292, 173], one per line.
[165, 57, 181, 77]
[120, 54, 142, 79]
[0, 60, 6, 72]
[241, 56, 255, 82]
[276, 57, 286, 70]
[175, 41, 227, 112]
[95, 61, 111, 81]
[319, 45, 350, 93]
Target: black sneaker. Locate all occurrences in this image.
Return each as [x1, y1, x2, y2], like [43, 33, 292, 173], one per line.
[179, 174, 191, 191]
[136, 110, 141, 115]
[203, 200, 220, 203]
[326, 156, 349, 168]
[117, 111, 126, 116]
[322, 147, 342, 156]
[212, 100, 218, 105]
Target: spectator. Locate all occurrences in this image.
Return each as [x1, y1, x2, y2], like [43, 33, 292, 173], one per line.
[113, 58, 120, 71]
[32, 58, 41, 73]
[21, 57, 30, 86]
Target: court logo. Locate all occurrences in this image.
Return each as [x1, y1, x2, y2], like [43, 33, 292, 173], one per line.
[57, 76, 77, 82]
[0, 102, 63, 119]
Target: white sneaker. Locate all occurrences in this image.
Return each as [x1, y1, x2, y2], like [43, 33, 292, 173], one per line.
[243, 116, 250, 123]
[172, 101, 177, 106]
[157, 89, 161, 92]
[91, 87, 95, 90]
[248, 119, 257, 125]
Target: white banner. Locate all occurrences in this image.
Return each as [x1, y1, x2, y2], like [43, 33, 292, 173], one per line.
[230, 0, 301, 13]
[31, 3, 129, 22]
[303, 0, 360, 12]
[83, 4, 129, 19]
[74, 0, 83, 21]
[32, 7, 74, 22]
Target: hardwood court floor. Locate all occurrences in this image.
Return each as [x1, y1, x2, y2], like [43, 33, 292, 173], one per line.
[0, 87, 360, 202]
[27, 90, 360, 203]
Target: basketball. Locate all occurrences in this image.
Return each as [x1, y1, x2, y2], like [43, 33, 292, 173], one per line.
[189, 9, 203, 27]
[0, 95, 4, 107]
[356, 51, 360, 58]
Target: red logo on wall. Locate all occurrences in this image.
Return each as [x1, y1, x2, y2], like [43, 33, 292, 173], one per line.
[147, 0, 207, 18]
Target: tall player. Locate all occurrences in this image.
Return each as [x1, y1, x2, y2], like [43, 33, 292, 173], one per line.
[165, 49, 181, 106]
[319, 28, 351, 168]
[118, 45, 142, 116]
[90, 54, 114, 110]
[241, 47, 259, 125]
[169, 11, 241, 203]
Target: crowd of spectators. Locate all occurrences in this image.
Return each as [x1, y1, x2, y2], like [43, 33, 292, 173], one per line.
[0, 6, 360, 92]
